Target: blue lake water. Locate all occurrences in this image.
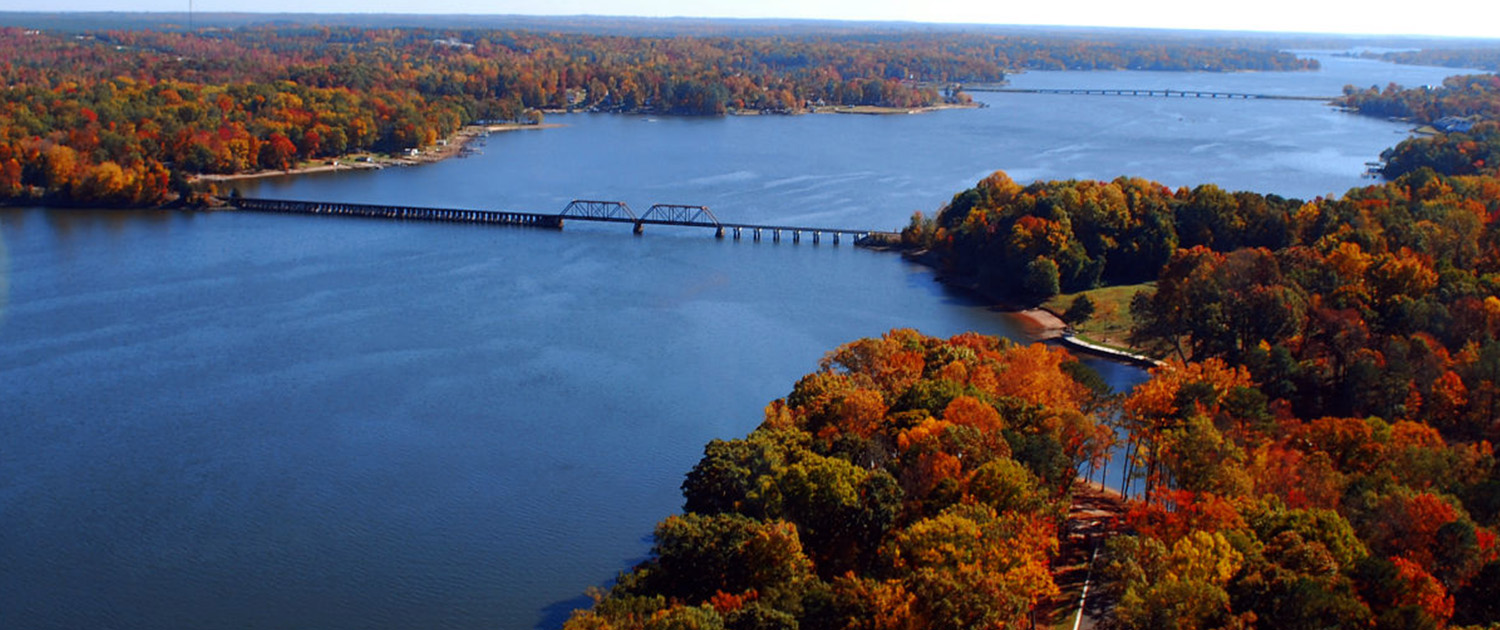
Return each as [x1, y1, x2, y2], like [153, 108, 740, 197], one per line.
[0, 52, 1472, 629]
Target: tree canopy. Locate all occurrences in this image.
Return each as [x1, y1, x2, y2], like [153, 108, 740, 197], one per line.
[900, 160, 1500, 627]
[565, 330, 1113, 630]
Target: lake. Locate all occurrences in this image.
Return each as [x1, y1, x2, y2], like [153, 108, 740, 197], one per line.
[0, 52, 1470, 630]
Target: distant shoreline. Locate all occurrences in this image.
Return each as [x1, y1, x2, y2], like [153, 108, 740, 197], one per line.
[193, 122, 564, 184]
[189, 103, 981, 186]
[805, 102, 981, 116]
[189, 103, 979, 187]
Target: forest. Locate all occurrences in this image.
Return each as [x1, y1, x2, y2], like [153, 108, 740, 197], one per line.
[567, 317, 1500, 628]
[1338, 74, 1500, 125]
[0, 23, 1316, 207]
[908, 165, 1500, 421]
[1380, 123, 1500, 179]
[1368, 49, 1500, 73]
[565, 330, 1115, 629]
[1333, 75, 1500, 179]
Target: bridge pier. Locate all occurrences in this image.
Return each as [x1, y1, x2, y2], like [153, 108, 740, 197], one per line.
[812, 231, 820, 244]
[753, 228, 761, 241]
[633, 221, 644, 235]
[773, 229, 781, 243]
[792, 231, 800, 243]
[715, 226, 724, 239]
[833, 233, 840, 245]
[733, 227, 742, 240]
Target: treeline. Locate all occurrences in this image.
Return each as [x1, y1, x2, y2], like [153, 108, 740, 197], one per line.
[1337, 74, 1500, 124]
[1333, 74, 1500, 178]
[1371, 48, 1500, 72]
[904, 171, 1305, 296]
[909, 169, 1500, 425]
[1111, 164, 1500, 627]
[1100, 355, 1499, 629]
[565, 330, 1115, 630]
[1382, 122, 1500, 179]
[0, 24, 1316, 206]
[981, 36, 1316, 72]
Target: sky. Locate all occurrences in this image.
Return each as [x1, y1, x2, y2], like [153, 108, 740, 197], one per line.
[1, 0, 1495, 39]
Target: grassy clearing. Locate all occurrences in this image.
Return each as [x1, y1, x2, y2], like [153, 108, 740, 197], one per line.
[1042, 283, 1154, 350]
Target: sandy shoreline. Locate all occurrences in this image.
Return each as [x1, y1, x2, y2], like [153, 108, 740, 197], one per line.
[811, 102, 981, 116]
[1010, 307, 1069, 340]
[896, 247, 1169, 368]
[193, 122, 564, 184]
[896, 248, 1068, 342]
[978, 291, 1160, 365]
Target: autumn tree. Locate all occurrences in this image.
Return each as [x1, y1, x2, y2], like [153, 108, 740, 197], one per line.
[572, 330, 1107, 630]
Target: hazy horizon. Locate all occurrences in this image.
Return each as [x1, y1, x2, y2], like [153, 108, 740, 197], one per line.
[0, 0, 1495, 40]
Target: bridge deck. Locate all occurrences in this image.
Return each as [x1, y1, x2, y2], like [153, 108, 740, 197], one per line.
[227, 196, 900, 244]
[969, 87, 1334, 101]
[552, 214, 889, 237]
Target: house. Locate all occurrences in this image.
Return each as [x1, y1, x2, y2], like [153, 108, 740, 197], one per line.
[1434, 116, 1477, 134]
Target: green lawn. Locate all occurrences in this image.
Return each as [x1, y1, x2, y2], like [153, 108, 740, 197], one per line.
[1042, 283, 1154, 350]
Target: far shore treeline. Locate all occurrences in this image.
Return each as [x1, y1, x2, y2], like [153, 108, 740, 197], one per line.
[0, 23, 1317, 207]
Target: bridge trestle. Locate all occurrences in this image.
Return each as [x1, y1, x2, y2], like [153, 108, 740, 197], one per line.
[227, 197, 888, 247]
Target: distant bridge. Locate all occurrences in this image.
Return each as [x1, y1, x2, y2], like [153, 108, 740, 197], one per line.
[227, 197, 901, 246]
[971, 87, 1334, 101]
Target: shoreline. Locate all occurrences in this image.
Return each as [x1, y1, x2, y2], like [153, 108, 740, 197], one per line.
[187, 103, 974, 185]
[193, 122, 564, 184]
[900, 248, 1163, 366]
[810, 102, 981, 116]
[900, 248, 1068, 342]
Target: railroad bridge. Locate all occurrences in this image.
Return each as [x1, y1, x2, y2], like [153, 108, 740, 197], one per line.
[967, 87, 1335, 101]
[228, 196, 900, 246]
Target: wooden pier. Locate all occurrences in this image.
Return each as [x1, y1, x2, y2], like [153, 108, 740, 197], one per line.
[227, 196, 901, 246]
